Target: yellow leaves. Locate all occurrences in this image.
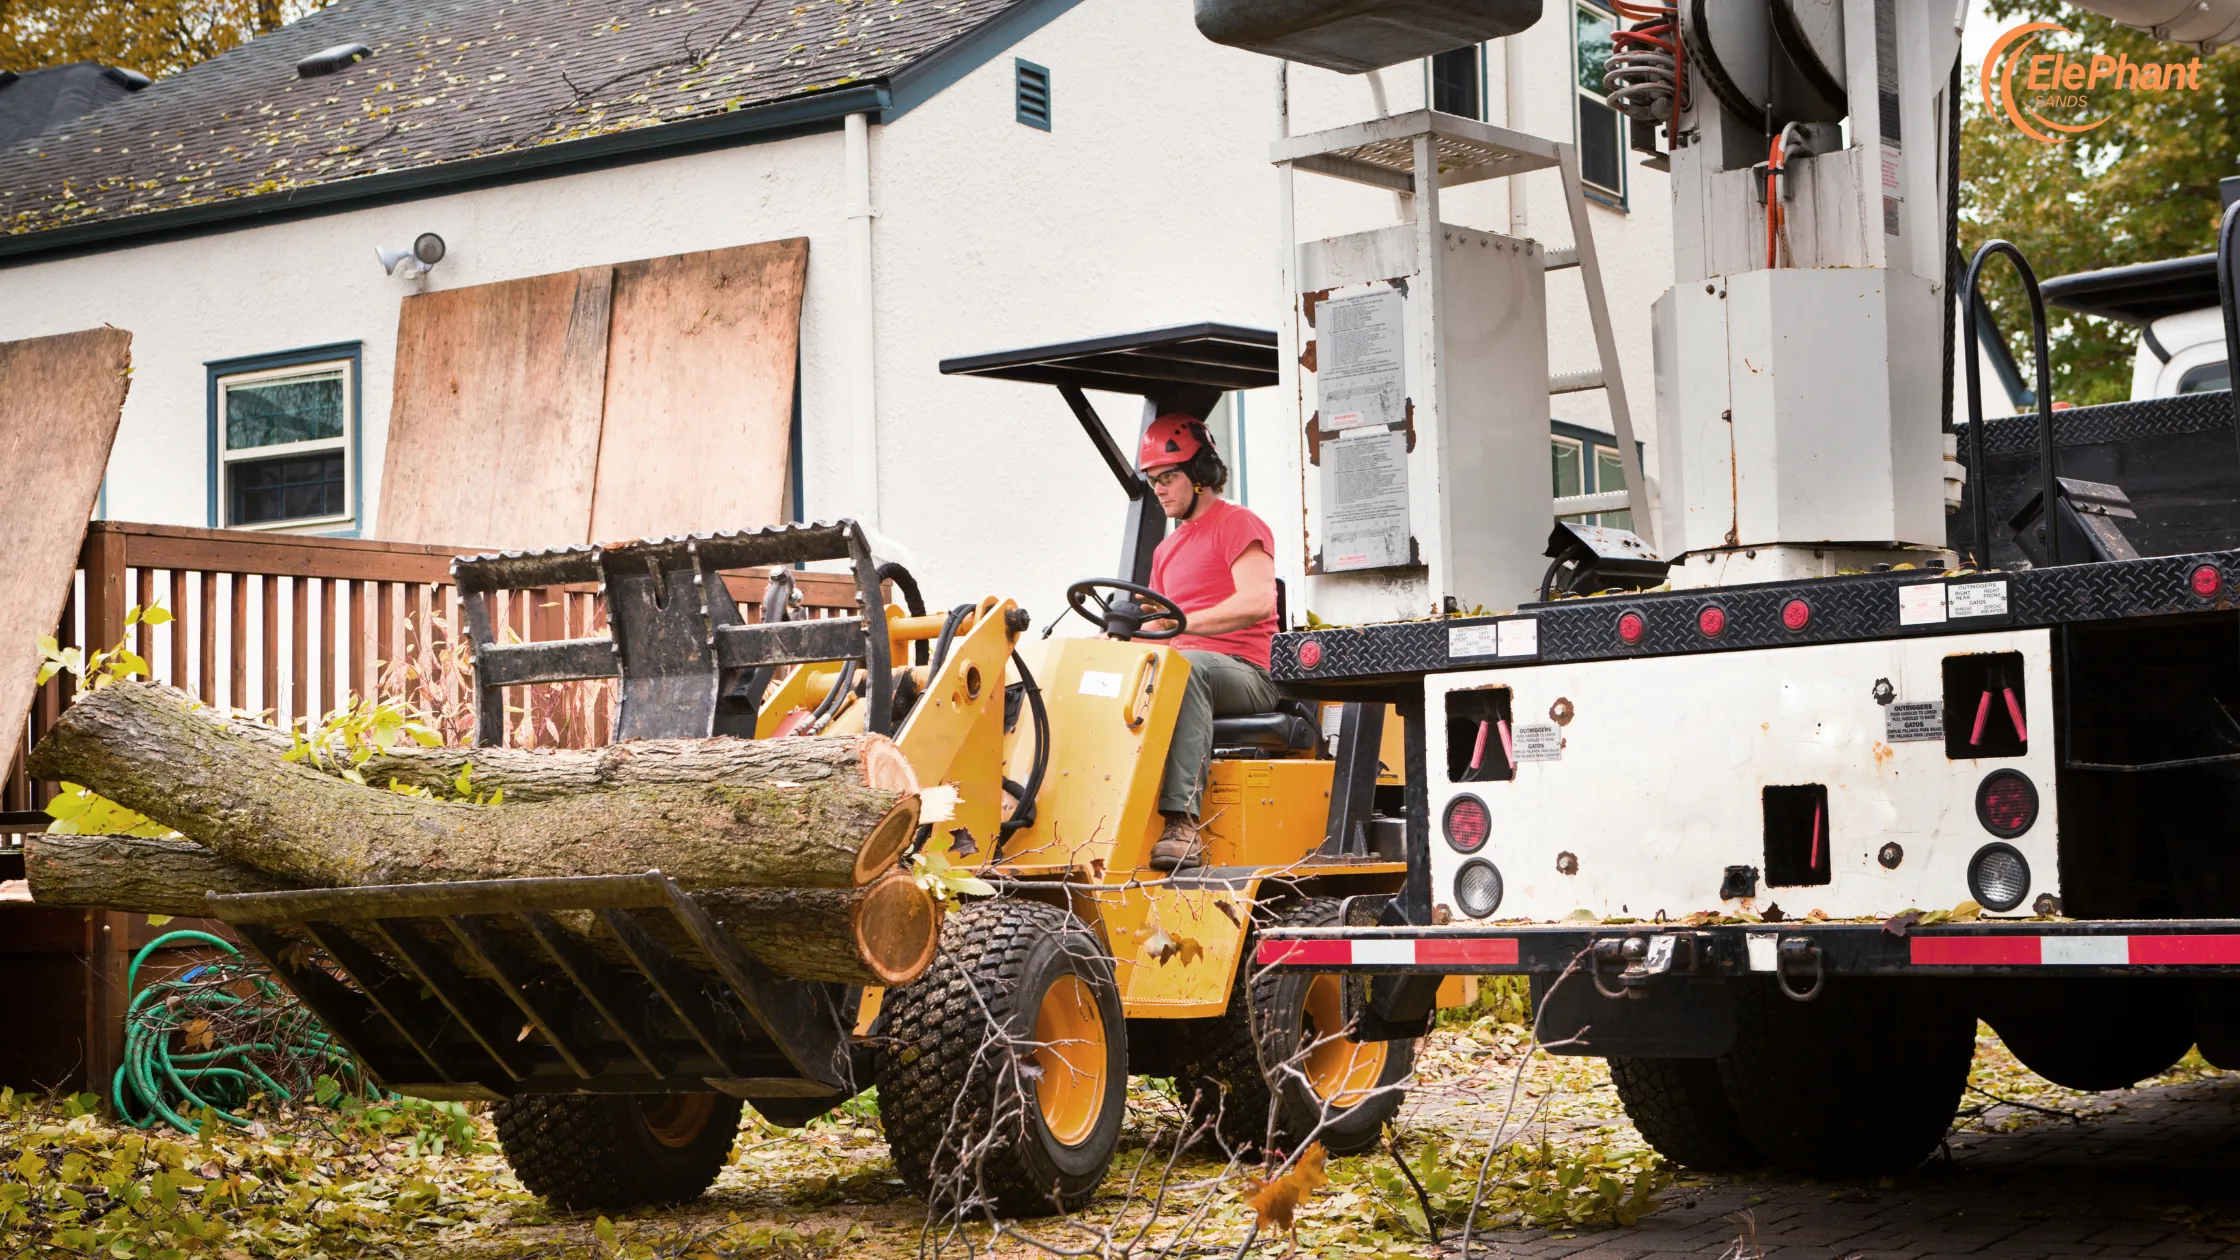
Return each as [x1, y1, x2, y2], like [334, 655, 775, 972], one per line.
[1135, 924, 1206, 966]
[910, 848, 994, 901]
[181, 1018, 214, 1051]
[1243, 1141, 1329, 1248]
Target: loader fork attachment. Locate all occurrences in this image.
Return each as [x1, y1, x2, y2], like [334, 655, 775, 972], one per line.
[451, 520, 895, 745]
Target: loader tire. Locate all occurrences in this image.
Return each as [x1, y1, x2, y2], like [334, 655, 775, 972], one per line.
[1607, 1056, 1761, 1172]
[1183, 897, 1413, 1157]
[1716, 978, 1973, 1178]
[493, 1093, 743, 1210]
[874, 899, 1125, 1216]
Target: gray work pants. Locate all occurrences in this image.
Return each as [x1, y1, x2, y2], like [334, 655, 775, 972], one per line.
[1159, 649, 1285, 817]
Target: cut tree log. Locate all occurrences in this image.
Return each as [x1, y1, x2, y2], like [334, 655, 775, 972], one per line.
[24, 833, 295, 918]
[178, 704, 920, 802]
[29, 682, 921, 890]
[25, 833, 941, 987]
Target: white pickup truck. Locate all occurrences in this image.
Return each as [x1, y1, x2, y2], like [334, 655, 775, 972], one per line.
[2041, 186, 2237, 400]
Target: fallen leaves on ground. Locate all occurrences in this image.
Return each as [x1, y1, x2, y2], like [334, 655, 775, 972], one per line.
[10, 1014, 2195, 1258]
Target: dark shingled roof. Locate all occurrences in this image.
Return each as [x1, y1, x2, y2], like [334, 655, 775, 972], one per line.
[0, 0, 1023, 242]
[0, 63, 149, 152]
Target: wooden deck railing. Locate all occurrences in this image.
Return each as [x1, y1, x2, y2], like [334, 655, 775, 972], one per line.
[0, 521, 869, 1097]
[4, 521, 867, 835]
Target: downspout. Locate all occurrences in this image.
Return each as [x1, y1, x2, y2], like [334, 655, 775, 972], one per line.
[1504, 34, 1527, 237]
[844, 111, 880, 529]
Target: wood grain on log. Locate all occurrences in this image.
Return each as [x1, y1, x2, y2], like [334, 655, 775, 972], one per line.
[30, 682, 920, 890]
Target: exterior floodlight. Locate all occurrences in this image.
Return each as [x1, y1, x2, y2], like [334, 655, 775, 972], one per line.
[377, 233, 447, 278]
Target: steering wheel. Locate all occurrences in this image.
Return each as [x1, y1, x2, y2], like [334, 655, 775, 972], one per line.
[1066, 578, 1187, 641]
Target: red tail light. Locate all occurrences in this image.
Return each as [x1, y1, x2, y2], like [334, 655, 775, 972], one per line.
[2193, 565, 2223, 598]
[1444, 794, 1491, 853]
[1782, 599, 1812, 631]
[1976, 770, 2039, 838]
[1617, 611, 1645, 645]
[1698, 606, 1726, 637]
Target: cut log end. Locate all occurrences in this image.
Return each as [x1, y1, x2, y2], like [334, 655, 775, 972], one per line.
[852, 797, 922, 885]
[859, 736, 920, 795]
[851, 870, 942, 985]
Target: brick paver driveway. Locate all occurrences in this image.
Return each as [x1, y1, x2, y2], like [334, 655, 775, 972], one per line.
[1469, 1073, 2240, 1259]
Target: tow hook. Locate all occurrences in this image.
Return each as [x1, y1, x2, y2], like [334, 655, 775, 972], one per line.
[1775, 937, 1825, 1003]
[1591, 934, 1687, 1000]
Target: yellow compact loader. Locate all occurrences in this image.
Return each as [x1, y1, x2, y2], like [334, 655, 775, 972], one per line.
[201, 326, 1451, 1217]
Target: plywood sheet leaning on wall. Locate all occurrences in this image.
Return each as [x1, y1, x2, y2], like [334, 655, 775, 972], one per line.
[0, 327, 132, 751]
[589, 238, 808, 541]
[377, 267, 615, 550]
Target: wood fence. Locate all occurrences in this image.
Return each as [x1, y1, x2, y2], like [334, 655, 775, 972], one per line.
[0, 520, 866, 1095]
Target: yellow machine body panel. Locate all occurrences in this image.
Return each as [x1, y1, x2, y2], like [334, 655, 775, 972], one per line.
[1197, 759, 1334, 870]
[994, 637, 1188, 877]
[1091, 879, 1257, 1016]
[894, 598, 1016, 853]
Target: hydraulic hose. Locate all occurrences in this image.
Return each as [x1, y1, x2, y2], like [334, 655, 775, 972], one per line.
[998, 649, 1050, 840]
[113, 931, 379, 1134]
[875, 562, 929, 664]
[927, 603, 977, 679]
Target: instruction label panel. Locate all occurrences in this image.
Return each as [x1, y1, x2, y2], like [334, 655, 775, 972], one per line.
[1513, 722, 1563, 762]
[1448, 623, 1499, 660]
[1317, 287, 1405, 432]
[1321, 424, 1412, 571]
[1897, 583, 1946, 626]
[1949, 581, 2009, 619]
[1885, 701, 1944, 742]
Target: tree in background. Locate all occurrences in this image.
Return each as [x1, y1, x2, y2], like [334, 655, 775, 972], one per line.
[1963, 2, 2238, 406]
[0, 1, 326, 81]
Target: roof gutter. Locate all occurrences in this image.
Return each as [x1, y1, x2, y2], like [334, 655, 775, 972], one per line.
[0, 82, 891, 269]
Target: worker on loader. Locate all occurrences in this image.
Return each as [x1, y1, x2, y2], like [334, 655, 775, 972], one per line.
[1138, 414, 1282, 871]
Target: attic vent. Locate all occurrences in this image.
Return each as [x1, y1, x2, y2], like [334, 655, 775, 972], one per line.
[103, 67, 151, 90]
[1015, 58, 1050, 131]
[297, 43, 372, 78]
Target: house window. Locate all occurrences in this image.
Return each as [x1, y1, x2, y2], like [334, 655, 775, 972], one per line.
[1431, 45, 1483, 119]
[1016, 59, 1051, 131]
[1203, 393, 1249, 506]
[1552, 423, 1636, 531]
[1551, 435, 1584, 501]
[1575, 3, 1625, 204]
[210, 346, 359, 531]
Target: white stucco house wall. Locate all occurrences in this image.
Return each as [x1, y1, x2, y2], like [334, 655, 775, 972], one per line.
[0, 0, 1673, 624]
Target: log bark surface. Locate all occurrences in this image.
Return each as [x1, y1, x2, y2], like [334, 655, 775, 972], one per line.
[25, 834, 296, 917]
[30, 683, 919, 890]
[27, 833, 940, 987]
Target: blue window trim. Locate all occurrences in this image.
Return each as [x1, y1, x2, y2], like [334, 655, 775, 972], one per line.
[206, 341, 364, 536]
[1014, 58, 1051, 131]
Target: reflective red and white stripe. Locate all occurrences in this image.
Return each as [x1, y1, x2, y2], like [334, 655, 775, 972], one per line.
[1256, 937, 1520, 967]
[1911, 934, 2240, 965]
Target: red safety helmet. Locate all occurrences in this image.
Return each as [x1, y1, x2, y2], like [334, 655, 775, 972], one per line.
[1137, 413, 1206, 471]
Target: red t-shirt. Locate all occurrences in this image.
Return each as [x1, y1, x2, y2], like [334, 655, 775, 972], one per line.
[1149, 497, 1278, 669]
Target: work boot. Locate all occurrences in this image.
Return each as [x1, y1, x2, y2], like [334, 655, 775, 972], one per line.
[1149, 816, 1204, 872]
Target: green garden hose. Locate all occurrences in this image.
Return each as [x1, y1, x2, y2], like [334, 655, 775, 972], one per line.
[112, 930, 379, 1133]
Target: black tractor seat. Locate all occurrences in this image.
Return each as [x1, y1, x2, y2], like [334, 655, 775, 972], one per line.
[1212, 699, 1321, 753]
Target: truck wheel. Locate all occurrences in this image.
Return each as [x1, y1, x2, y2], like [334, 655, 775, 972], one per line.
[493, 1092, 743, 1210]
[875, 899, 1126, 1216]
[1981, 978, 2194, 1090]
[1607, 1056, 1761, 1172]
[1184, 898, 1413, 1157]
[1717, 978, 1972, 1178]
